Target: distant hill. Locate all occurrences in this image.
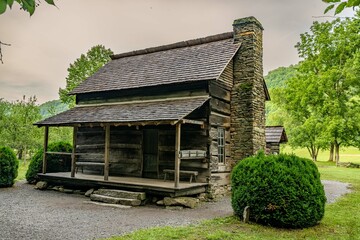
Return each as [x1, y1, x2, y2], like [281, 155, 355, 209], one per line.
[264, 65, 297, 89]
[39, 100, 68, 119]
[264, 65, 298, 126]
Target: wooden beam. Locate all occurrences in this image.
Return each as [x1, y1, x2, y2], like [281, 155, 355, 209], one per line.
[104, 124, 110, 181]
[42, 126, 49, 174]
[71, 126, 78, 178]
[174, 123, 181, 188]
[181, 119, 205, 126]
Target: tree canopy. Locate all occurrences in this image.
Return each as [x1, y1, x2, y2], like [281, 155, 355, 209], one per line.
[0, 96, 42, 162]
[59, 45, 113, 107]
[323, 0, 360, 15]
[271, 13, 360, 162]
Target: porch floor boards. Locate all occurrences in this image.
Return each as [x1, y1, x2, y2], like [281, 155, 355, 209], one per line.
[38, 172, 208, 197]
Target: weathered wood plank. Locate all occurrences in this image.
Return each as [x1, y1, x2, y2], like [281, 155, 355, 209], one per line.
[209, 82, 231, 102]
[217, 59, 233, 87]
[42, 126, 49, 174]
[104, 124, 110, 181]
[209, 113, 230, 127]
[210, 98, 231, 115]
[175, 123, 181, 188]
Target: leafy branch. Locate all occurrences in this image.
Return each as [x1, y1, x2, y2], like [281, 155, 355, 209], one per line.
[323, 0, 360, 14]
[0, 0, 56, 16]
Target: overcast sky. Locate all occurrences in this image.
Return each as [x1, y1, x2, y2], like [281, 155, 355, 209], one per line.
[0, 0, 354, 104]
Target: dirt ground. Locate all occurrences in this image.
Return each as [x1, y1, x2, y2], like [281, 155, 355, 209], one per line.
[0, 180, 351, 240]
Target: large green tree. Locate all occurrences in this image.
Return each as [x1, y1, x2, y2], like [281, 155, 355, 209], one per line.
[274, 13, 360, 162]
[59, 45, 113, 107]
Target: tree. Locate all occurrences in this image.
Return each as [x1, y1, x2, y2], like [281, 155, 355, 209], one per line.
[273, 14, 360, 162]
[323, 0, 360, 15]
[59, 45, 113, 107]
[0, 96, 42, 163]
[0, 0, 55, 16]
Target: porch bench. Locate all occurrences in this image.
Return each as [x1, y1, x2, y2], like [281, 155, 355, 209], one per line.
[75, 162, 107, 174]
[163, 169, 198, 183]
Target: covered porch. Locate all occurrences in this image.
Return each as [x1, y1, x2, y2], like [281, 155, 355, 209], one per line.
[35, 96, 210, 193]
[38, 172, 208, 197]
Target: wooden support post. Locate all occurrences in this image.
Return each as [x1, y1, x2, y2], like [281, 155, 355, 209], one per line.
[71, 126, 78, 178]
[174, 123, 181, 188]
[42, 126, 49, 174]
[104, 124, 110, 181]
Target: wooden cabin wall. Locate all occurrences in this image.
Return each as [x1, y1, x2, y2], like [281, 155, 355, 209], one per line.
[76, 126, 143, 177]
[218, 59, 233, 88]
[209, 62, 233, 173]
[266, 143, 280, 155]
[158, 124, 210, 183]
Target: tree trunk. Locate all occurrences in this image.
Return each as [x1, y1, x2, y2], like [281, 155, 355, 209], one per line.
[334, 141, 340, 165]
[328, 143, 334, 162]
[23, 146, 27, 164]
[307, 146, 318, 161]
[17, 148, 23, 160]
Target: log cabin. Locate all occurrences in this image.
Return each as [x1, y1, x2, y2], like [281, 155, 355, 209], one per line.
[35, 16, 270, 197]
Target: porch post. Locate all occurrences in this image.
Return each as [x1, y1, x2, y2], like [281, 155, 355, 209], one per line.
[42, 126, 49, 174]
[104, 124, 110, 181]
[174, 123, 181, 188]
[71, 126, 78, 178]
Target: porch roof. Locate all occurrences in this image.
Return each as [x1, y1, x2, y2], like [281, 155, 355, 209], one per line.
[35, 96, 210, 127]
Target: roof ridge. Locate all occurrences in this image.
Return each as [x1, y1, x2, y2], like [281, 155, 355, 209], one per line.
[111, 32, 233, 60]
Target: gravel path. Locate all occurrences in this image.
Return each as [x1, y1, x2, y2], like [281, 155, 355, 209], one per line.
[0, 180, 351, 240]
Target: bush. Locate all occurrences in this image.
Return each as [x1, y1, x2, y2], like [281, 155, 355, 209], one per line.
[0, 146, 19, 187]
[231, 152, 326, 228]
[26, 142, 72, 183]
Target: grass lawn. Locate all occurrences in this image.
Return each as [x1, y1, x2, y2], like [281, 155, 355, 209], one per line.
[16, 160, 29, 181]
[282, 145, 360, 164]
[107, 153, 360, 240]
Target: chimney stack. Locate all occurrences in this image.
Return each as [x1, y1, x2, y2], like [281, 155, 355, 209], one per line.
[230, 16, 266, 162]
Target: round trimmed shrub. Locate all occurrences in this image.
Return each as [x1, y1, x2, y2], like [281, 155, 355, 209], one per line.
[26, 142, 72, 183]
[0, 146, 19, 187]
[231, 152, 326, 228]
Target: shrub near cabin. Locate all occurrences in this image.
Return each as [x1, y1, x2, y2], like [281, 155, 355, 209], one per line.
[0, 146, 18, 187]
[231, 152, 326, 228]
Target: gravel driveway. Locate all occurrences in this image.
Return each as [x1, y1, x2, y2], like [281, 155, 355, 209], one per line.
[0, 180, 351, 240]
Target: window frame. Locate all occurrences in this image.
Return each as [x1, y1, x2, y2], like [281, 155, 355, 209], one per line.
[217, 127, 225, 165]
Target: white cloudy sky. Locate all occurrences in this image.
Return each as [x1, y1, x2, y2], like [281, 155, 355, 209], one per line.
[0, 0, 354, 104]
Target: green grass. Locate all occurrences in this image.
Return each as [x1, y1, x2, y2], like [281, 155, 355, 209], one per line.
[16, 160, 29, 181]
[107, 153, 360, 240]
[282, 146, 360, 163]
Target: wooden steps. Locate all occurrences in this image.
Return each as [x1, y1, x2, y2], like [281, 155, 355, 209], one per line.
[90, 189, 146, 206]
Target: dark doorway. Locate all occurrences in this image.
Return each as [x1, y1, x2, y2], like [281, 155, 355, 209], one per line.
[143, 129, 159, 178]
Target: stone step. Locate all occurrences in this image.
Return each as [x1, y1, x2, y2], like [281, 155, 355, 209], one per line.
[90, 194, 142, 206]
[94, 189, 146, 200]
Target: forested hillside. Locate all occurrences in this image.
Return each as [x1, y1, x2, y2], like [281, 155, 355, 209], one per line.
[39, 100, 68, 119]
[265, 65, 297, 89]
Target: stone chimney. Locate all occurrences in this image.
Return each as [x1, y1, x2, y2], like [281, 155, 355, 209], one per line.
[230, 16, 266, 162]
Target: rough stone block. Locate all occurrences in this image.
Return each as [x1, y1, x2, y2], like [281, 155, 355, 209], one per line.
[163, 197, 199, 209]
[35, 181, 48, 190]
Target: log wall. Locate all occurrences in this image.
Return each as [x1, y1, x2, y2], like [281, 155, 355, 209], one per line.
[76, 126, 143, 177]
[209, 66, 233, 173]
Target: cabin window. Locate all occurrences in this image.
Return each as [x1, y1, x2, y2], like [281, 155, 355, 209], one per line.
[217, 128, 225, 164]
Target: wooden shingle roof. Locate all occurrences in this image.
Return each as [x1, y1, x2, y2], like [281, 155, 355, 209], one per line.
[265, 126, 288, 143]
[70, 32, 240, 95]
[35, 97, 210, 126]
